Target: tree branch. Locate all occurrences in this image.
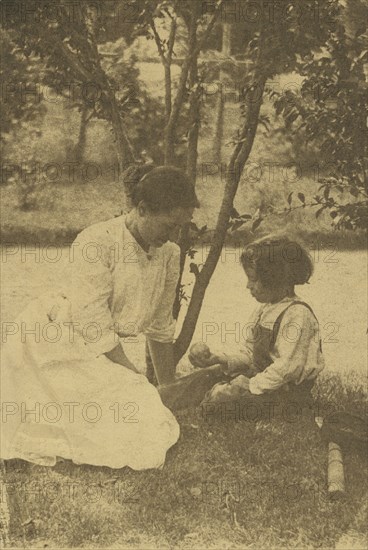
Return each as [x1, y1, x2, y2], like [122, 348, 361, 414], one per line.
[174, 21, 267, 359]
[165, 0, 224, 164]
[149, 18, 167, 66]
[167, 16, 177, 62]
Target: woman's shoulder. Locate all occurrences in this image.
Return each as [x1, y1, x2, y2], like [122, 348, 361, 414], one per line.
[75, 215, 124, 244]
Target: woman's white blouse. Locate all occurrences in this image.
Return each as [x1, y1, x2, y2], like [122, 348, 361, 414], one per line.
[62, 215, 180, 357]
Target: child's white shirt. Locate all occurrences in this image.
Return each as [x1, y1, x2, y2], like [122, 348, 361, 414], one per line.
[227, 295, 325, 395]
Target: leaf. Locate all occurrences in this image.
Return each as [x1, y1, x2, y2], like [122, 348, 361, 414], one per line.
[297, 192, 305, 204]
[230, 207, 240, 218]
[187, 249, 197, 259]
[189, 263, 200, 277]
[315, 207, 325, 218]
[287, 192, 293, 205]
[230, 220, 246, 232]
[252, 217, 263, 232]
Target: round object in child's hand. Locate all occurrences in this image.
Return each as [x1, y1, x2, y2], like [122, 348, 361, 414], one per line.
[190, 342, 211, 359]
[189, 343, 212, 367]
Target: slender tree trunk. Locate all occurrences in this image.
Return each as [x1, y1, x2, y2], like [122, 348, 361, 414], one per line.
[212, 90, 224, 162]
[105, 83, 136, 171]
[164, 2, 223, 165]
[186, 19, 200, 183]
[174, 76, 267, 361]
[38, 5, 137, 175]
[173, 13, 201, 320]
[164, 64, 172, 124]
[148, 2, 224, 371]
[84, 5, 136, 171]
[212, 22, 231, 163]
[74, 105, 89, 163]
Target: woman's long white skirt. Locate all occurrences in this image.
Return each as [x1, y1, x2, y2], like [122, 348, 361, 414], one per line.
[0, 294, 180, 469]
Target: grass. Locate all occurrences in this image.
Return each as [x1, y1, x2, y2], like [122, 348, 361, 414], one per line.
[3, 373, 367, 548]
[0, 176, 125, 245]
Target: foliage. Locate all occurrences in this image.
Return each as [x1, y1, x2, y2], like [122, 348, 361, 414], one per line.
[100, 38, 166, 161]
[272, 0, 368, 229]
[0, 27, 45, 141]
[0, 1, 167, 170]
[0, 27, 48, 208]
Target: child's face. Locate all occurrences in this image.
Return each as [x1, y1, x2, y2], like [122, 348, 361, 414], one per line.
[245, 266, 290, 303]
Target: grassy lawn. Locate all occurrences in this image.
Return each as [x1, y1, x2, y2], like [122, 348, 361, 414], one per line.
[3, 372, 367, 548]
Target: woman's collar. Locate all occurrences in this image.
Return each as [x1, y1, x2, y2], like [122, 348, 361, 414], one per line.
[122, 215, 159, 259]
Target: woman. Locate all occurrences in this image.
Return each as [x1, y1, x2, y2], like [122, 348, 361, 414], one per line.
[1, 165, 198, 469]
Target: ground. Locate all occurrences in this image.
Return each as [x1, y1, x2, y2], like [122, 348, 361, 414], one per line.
[1, 246, 367, 548]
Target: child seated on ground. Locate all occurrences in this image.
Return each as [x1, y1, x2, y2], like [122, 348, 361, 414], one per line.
[189, 235, 325, 417]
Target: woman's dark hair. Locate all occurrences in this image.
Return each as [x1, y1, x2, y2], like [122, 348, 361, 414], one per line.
[123, 164, 199, 212]
[241, 235, 314, 287]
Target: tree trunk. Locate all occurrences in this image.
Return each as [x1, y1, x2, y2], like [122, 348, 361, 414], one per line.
[186, 17, 200, 184]
[74, 105, 89, 164]
[106, 85, 136, 171]
[212, 22, 231, 163]
[212, 91, 224, 163]
[83, 5, 136, 172]
[174, 76, 267, 361]
[173, 13, 200, 320]
[164, 64, 172, 124]
[164, 2, 223, 165]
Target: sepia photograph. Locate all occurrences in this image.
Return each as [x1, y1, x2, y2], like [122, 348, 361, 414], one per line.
[0, 0, 367, 548]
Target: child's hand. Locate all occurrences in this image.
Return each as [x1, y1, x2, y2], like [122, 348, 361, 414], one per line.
[189, 343, 220, 369]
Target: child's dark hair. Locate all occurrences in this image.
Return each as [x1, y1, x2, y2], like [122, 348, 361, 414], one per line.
[241, 235, 313, 287]
[123, 164, 199, 212]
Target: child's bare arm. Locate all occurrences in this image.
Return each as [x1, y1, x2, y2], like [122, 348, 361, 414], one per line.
[189, 343, 256, 376]
[220, 351, 257, 377]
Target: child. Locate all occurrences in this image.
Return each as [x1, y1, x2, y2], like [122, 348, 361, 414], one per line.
[189, 235, 325, 416]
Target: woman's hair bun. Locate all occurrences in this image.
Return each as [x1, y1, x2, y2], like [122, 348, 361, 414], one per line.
[123, 163, 155, 207]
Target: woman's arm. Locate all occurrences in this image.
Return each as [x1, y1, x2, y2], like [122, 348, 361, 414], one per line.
[147, 339, 176, 385]
[144, 244, 181, 385]
[68, 225, 119, 357]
